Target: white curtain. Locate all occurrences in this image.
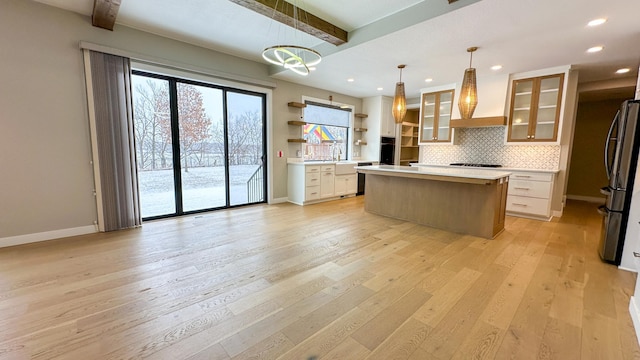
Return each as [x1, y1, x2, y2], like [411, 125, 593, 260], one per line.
[85, 50, 142, 231]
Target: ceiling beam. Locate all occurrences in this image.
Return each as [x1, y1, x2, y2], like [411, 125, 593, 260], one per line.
[228, 0, 348, 46]
[92, 0, 121, 31]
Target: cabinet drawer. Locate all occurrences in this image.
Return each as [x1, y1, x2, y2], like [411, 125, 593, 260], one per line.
[305, 172, 320, 186]
[305, 186, 320, 201]
[508, 179, 552, 199]
[306, 165, 321, 173]
[321, 165, 335, 172]
[506, 195, 550, 217]
[509, 172, 553, 182]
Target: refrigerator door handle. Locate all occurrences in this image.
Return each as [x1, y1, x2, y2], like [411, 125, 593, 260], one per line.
[604, 110, 620, 180]
[597, 205, 608, 217]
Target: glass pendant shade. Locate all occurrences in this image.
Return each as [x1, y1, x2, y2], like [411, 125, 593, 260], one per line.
[392, 65, 407, 123]
[459, 67, 478, 119]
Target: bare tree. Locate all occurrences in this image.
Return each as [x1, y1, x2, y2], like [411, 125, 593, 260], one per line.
[229, 110, 263, 165]
[176, 83, 212, 171]
[133, 79, 170, 170]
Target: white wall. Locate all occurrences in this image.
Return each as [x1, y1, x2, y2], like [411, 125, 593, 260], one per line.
[0, 0, 362, 243]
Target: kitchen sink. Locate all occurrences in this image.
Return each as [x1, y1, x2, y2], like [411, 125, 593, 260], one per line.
[335, 161, 357, 175]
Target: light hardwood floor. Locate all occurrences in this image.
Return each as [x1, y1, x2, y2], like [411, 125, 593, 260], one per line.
[0, 197, 639, 359]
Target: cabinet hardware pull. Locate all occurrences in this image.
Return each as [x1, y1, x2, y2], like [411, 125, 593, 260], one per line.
[514, 187, 530, 190]
[512, 203, 528, 207]
[514, 175, 531, 178]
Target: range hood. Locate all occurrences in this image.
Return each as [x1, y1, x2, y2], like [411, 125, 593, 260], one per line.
[450, 116, 506, 128]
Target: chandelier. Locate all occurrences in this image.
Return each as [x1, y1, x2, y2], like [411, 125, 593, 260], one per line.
[262, 45, 321, 76]
[262, 0, 321, 76]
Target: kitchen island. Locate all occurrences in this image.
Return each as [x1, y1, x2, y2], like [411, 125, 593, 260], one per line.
[356, 165, 512, 239]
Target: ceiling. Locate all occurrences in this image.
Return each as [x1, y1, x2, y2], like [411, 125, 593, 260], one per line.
[33, 0, 640, 100]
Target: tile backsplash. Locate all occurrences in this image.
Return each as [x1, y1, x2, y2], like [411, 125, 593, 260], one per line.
[420, 127, 561, 170]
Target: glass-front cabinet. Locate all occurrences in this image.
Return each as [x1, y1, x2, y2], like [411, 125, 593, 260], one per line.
[419, 89, 454, 144]
[508, 74, 564, 142]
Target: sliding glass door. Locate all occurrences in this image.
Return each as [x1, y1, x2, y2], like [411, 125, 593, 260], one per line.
[177, 83, 227, 212]
[227, 91, 266, 206]
[132, 71, 267, 219]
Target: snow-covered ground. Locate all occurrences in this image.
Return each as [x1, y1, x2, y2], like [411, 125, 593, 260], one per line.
[138, 165, 261, 217]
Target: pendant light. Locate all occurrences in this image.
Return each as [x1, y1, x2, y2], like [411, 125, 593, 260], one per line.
[458, 47, 478, 119]
[392, 64, 407, 124]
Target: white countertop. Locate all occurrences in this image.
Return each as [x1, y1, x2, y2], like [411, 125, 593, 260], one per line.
[410, 163, 560, 173]
[287, 158, 377, 165]
[357, 165, 512, 181]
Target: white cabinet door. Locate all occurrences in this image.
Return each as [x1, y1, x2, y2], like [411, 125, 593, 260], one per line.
[345, 174, 357, 194]
[334, 175, 347, 196]
[320, 171, 335, 198]
[335, 174, 357, 196]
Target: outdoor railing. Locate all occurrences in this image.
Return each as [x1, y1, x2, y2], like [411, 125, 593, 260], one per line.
[246, 164, 264, 203]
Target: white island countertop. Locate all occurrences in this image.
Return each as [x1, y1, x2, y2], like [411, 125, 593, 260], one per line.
[410, 163, 560, 174]
[357, 165, 512, 184]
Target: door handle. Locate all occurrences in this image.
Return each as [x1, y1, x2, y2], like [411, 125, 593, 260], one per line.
[597, 205, 608, 216]
[604, 110, 620, 180]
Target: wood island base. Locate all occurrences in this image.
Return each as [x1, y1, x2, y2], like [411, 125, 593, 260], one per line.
[361, 166, 510, 239]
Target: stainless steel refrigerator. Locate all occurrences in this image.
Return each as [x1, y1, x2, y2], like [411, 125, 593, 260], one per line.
[598, 99, 640, 264]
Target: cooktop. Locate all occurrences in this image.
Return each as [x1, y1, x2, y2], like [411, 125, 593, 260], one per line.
[449, 163, 503, 168]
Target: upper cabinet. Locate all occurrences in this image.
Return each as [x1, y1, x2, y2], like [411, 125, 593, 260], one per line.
[507, 73, 564, 142]
[419, 89, 454, 144]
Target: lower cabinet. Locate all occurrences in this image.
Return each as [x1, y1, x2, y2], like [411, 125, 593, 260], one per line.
[334, 174, 357, 196]
[288, 163, 356, 205]
[320, 166, 335, 198]
[506, 171, 555, 220]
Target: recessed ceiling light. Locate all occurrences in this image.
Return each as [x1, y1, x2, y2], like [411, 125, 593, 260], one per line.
[587, 46, 604, 53]
[425, 78, 433, 82]
[616, 68, 631, 74]
[347, 78, 355, 82]
[377, 87, 383, 91]
[588, 18, 607, 27]
[491, 65, 503, 71]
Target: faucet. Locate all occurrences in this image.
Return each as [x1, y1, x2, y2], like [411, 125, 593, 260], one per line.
[330, 141, 336, 161]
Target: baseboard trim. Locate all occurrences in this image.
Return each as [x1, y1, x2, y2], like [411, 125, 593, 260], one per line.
[0, 225, 97, 248]
[618, 265, 638, 273]
[630, 296, 640, 347]
[270, 197, 289, 204]
[566, 195, 605, 204]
